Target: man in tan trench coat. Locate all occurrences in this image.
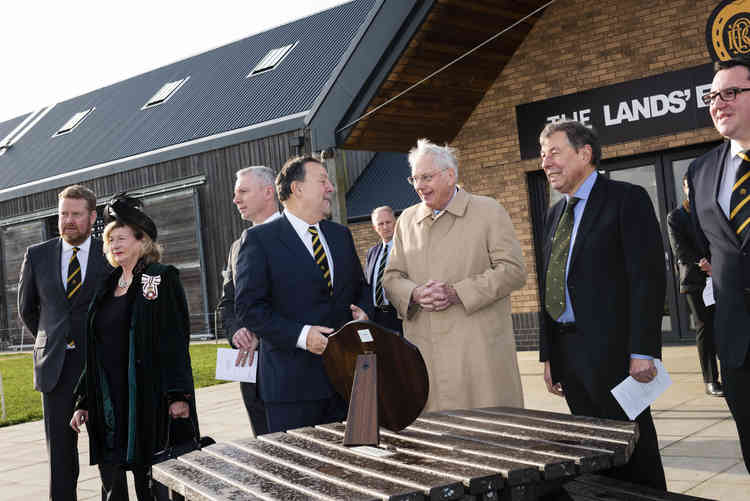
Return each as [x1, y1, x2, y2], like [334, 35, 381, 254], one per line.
[383, 139, 527, 412]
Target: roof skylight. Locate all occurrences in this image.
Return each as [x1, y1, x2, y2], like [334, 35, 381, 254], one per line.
[142, 77, 190, 109]
[53, 108, 95, 136]
[248, 42, 298, 77]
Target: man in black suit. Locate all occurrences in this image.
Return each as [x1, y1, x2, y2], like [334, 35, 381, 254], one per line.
[18, 185, 110, 501]
[687, 56, 750, 473]
[667, 174, 723, 396]
[216, 166, 281, 436]
[539, 120, 666, 490]
[365, 206, 402, 334]
[235, 155, 371, 433]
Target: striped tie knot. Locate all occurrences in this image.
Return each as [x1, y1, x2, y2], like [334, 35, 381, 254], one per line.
[730, 151, 750, 240]
[308, 226, 333, 295]
[67, 246, 82, 300]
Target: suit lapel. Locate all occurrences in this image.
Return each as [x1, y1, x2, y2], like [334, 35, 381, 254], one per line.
[54, 239, 68, 300]
[277, 216, 329, 287]
[369, 243, 382, 283]
[569, 175, 606, 269]
[709, 143, 741, 247]
[320, 221, 343, 296]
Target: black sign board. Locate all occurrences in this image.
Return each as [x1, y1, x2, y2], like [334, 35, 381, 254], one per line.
[516, 63, 715, 160]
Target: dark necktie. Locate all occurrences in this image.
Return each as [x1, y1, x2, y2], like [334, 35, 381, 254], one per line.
[375, 244, 388, 306]
[545, 197, 580, 320]
[308, 226, 332, 295]
[66, 246, 82, 300]
[730, 151, 750, 241]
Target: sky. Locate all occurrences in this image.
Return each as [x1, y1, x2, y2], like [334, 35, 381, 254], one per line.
[0, 0, 348, 123]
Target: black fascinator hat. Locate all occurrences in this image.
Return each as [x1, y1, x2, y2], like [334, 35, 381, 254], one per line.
[105, 193, 157, 241]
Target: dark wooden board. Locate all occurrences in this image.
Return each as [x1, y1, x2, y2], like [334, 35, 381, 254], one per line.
[289, 427, 473, 500]
[440, 410, 634, 445]
[562, 474, 716, 501]
[300, 425, 505, 495]
[187, 445, 376, 500]
[213, 439, 424, 501]
[416, 415, 630, 466]
[478, 407, 638, 435]
[153, 454, 270, 501]
[257, 433, 462, 499]
[395, 422, 612, 473]
[323, 423, 538, 485]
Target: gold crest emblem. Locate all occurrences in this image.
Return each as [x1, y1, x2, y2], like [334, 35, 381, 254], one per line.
[707, 0, 750, 61]
[742, 188, 748, 195]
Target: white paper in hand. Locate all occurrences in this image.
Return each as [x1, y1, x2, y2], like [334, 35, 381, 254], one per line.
[215, 348, 257, 383]
[610, 359, 672, 420]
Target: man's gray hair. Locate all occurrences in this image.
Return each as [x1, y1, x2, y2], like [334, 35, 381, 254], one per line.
[237, 166, 276, 187]
[370, 205, 394, 223]
[408, 138, 459, 177]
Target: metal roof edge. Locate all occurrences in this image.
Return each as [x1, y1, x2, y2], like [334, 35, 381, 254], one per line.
[307, 0, 434, 151]
[0, 112, 307, 203]
[305, 0, 385, 128]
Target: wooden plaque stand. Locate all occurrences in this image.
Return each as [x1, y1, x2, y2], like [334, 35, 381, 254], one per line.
[343, 354, 379, 446]
[322, 320, 429, 447]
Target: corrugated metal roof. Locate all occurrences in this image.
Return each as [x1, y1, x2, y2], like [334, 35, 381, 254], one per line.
[0, 0, 374, 197]
[0, 113, 32, 145]
[346, 151, 419, 222]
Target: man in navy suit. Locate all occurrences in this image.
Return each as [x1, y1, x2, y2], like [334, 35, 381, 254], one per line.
[365, 206, 402, 334]
[18, 185, 110, 500]
[688, 56, 750, 472]
[539, 121, 666, 490]
[235, 155, 371, 433]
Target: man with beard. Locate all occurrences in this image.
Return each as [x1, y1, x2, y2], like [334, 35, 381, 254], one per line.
[18, 185, 110, 500]
[235, 156, 371, 433]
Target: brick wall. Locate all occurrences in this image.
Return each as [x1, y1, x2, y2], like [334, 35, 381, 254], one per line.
[348, 0, 724, 349]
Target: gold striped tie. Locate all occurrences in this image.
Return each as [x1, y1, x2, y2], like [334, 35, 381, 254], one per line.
[308, 226, 332, 295]
[730, 151, 750, 241]
[66, 246, 82, 300]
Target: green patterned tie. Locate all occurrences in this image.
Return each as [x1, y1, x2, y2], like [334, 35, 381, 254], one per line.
[545, 197, 579, 320]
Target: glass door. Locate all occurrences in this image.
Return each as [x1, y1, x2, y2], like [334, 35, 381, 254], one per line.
[602, 143, 720, 341]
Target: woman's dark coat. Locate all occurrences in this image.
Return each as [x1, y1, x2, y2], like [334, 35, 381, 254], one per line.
[75, 262, 199, 467]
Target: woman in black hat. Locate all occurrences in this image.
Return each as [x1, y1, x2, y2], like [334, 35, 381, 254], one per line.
[70, 194, 200, 500]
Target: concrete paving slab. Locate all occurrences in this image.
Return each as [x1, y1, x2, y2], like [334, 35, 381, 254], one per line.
[0, 345, 746, 500]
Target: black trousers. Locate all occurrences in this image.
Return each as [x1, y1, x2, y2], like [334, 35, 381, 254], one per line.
[372, 306, 403, 335]
[42, 348, 82, 501]
[684, 291, 719, 383]
[265, 394, 347, 433]
[553, 328, 667, 491]
[721, 350, 750, 473]
[240, 381, 268, 436]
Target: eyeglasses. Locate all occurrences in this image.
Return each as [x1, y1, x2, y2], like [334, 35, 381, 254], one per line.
[701, 87, 750, 105]
[407, 167, 448, 186]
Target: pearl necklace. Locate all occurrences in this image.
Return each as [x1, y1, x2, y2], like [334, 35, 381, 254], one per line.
[118, 276, 132, 289]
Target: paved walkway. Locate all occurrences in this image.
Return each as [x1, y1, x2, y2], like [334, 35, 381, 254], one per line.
[0, 345, 747, 500]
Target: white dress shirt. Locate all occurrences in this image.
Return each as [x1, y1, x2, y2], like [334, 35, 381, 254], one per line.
[718, 140, 745, 218]
[60, 236, 92, 288]
[283, 208, 335, 350]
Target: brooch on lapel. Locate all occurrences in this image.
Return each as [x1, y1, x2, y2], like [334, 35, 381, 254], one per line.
[141, 274, 161, 300]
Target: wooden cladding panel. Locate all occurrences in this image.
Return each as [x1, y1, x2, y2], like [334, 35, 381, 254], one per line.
[1, 221, 45, 347]
[341, 0, 547, 153]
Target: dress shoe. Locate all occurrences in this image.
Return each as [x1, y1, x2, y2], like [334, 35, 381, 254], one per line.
[705, 382, 724, 397]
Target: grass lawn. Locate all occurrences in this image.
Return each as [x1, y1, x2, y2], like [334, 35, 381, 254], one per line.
[0, 342, 230, 428]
